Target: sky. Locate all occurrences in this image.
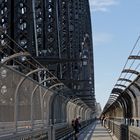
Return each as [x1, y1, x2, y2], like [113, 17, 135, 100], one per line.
[89, 0, 140, 109]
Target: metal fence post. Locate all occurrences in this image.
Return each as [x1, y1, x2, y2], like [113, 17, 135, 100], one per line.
[48, 125, 55, 140]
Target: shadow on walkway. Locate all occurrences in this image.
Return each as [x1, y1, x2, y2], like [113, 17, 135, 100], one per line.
[88, 121, 112, 140]
[78, 120, 113, 140]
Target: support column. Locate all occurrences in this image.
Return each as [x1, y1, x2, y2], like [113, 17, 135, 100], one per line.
[48, 125, 55, 140]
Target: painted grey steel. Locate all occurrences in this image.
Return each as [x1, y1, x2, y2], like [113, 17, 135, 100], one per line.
[32, 0, 39, 56]
[30, 77, 57, 129]
[14, 68, 50, 131]
[0, 0, 96, 110]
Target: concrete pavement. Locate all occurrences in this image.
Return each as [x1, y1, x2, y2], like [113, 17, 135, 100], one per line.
[78, 120, 113, 140]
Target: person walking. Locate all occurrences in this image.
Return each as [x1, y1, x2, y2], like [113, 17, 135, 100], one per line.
[74, 117, 81, 140]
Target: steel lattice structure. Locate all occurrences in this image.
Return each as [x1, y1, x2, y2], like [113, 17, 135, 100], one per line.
[0, 0, 95, 110]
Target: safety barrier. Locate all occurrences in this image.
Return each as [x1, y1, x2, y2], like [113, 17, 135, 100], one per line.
[55, 119, 95, 140]
[105, 118, 140, 140]
[55, 125, 74, 140]
[129, 126, 140, 140]
[0, 128, 48, 140]
[0, 31, 95, 139]
[0, 119, 95, 140]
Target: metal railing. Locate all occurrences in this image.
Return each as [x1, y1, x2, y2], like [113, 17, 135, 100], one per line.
[105, 118, 140, 140]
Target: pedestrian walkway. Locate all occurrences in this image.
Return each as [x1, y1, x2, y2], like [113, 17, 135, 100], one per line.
[89, 121, 112, 140]
[78, 120, 113, 140]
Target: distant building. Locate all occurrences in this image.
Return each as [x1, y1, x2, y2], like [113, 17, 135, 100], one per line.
[96, 103, 102, 118]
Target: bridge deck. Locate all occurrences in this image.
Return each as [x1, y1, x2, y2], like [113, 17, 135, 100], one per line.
[79, 120, 114, 140]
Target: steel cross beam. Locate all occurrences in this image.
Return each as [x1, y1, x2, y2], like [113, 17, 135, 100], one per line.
[122, 69, 139, 75]
[128, 55, 140, 59]
[115, 84, 127, 89]
[118, 78, 132, 83]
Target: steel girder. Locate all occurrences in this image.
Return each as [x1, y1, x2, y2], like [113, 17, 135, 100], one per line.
[14, 0, 34, 52]
[0, 0, 95, 109]
[0, 0, 12, 58]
